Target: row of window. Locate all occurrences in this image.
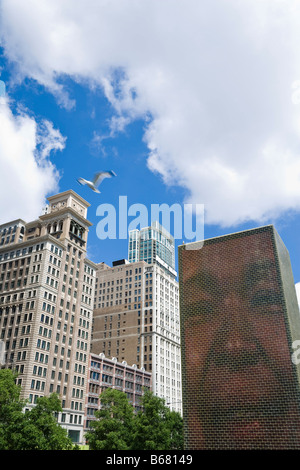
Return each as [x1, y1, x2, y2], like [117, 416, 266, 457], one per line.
[0, 243, 44, 262]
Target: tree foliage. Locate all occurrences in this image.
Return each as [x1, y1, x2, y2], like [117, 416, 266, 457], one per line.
[0, 369, 183, 450]
[0, 369, 75, 450]
[132, 389, 183, 450]
[86, 388, 183, 450]
[86, 388, 136, 450]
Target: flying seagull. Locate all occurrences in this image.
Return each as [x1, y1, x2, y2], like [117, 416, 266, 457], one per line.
[77, 170, 116, 193]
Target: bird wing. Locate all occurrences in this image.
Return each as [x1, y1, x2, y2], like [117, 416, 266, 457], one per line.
[77, 177, 88, 185]
[93, 170, 116, 187]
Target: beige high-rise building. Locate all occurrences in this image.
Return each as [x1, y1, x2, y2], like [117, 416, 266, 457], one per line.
[0, 190, 96, 444]
[92, 256, 182, 414]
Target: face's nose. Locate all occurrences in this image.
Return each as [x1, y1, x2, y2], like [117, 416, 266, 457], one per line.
[224, 294, 250, 345]
[213, 292, 261, 368]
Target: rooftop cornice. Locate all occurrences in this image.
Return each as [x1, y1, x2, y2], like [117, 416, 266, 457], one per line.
[47, 189, 91, 208]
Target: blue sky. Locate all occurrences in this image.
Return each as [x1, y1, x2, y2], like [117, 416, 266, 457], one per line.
[1, 0, 300, 297]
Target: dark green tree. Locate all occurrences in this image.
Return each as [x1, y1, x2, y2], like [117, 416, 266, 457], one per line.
[132, 390, 183, 450]
[0, 368, 26, 449]
[86, 388, 183, 451]
[0, 369, 75, 450]
[165, 409, 184, 450]
[21, 394, 75, 450]
[85, 388, 136, 450]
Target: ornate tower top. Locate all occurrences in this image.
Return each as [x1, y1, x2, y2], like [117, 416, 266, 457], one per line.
[46, 189, 90, 219]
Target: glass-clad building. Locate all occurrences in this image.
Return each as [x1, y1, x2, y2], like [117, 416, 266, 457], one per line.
[128, 221, 176, 277]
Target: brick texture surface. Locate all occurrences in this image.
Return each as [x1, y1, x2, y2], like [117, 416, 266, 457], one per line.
[179, 226, 300, 449]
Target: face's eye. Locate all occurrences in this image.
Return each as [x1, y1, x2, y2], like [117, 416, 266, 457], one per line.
[249, 290, 282, 313]
[186, 300, 217, 323]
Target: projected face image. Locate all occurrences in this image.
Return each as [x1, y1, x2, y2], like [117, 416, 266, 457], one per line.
[181, 231, 300, 449]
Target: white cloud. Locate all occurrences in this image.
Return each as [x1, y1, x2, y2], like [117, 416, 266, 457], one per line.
[1, 0, 300, 226]
[0, 96, 65, 223]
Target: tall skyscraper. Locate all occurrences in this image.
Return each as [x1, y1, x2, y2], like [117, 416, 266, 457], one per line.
[92, 222, 182, 413]
[128, 221, 176, 277]
[0, 190, 96, 444]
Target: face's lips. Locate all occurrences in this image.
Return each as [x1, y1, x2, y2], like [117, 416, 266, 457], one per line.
[210, 404, 266, 425]
[204, 403, 284, 446]
[201, 364, 283, 404]
[207, 396, 291, 427]
[198, 398, 300, 449]
[198, 338, 291, 399]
